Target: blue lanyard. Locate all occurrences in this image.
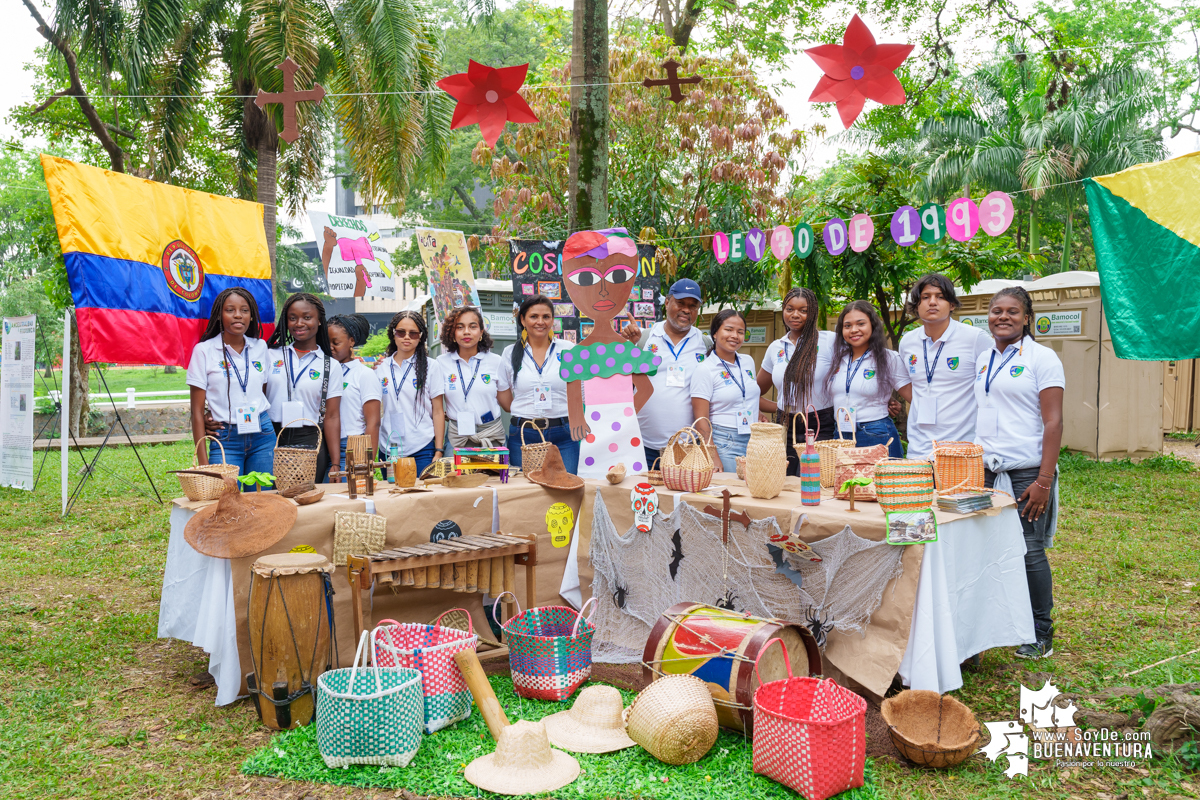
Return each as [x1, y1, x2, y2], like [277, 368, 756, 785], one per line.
[222, 344, 250, 395]
[984, 347, 1019, 396]
[524, 342, 556, 376]
[286, 349, 318, 391]
[844, 353, 868, 395]
[922, 339, 946, 386]
[389, 357, 414, 400]
[718, 355, 746, 398]
[457, 357, 482, 400]
[663, 333, 690, 362]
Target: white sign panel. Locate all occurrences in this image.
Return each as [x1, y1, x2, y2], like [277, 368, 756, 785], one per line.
[308, 211, 396, 300]
[745, 326, 768, 344]
[1, 316, 35, 490]
[484, 311, 517, 338]
[1035, 310, 1083, 336]
[959, 315, 989, 330]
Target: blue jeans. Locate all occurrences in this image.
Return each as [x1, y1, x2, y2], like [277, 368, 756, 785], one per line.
[508, 423, 580, 475]
[710, 423, 749, 473]
[854, 417, 904, 458]
[210, 412, 275, 487]
[643, 446, 662, 472]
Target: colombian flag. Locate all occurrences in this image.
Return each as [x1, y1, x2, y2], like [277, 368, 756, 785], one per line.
[1085, 151, 1200, 361]
[42, 155, 275, 367]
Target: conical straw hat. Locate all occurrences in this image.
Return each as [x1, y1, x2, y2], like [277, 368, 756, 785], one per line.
[464, 720, 579, 795]
[541, 685, 636, 754]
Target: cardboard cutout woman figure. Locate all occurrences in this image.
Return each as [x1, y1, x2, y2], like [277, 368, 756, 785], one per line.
[559, 228, 662, 479]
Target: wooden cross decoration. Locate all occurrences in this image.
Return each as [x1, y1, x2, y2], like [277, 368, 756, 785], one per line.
[254, 57, 326, 144]
[642, 59, 703, 103]
[704, 488, 753, 545]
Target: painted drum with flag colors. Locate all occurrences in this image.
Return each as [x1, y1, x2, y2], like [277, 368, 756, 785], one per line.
[41, 155, 274, 367]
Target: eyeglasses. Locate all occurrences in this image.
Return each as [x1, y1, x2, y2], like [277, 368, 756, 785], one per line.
[393, 330, 422, 340]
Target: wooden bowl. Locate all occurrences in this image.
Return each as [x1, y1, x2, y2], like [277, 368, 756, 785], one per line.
[293, 488, 325, 506]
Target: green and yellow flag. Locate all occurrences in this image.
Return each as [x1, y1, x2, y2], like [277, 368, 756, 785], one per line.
[1085, 151, 1200, 360]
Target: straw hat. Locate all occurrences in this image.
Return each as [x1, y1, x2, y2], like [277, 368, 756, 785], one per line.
[464, 720, 580, 796]
[541, 685, 637, 753]
[526, 444, 584, 491]
[183, 474, 297, 559]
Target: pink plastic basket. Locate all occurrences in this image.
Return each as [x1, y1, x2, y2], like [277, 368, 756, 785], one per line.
[371, 609, 478, 733]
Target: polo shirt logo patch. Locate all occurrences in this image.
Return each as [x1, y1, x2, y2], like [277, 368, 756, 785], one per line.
[482, 374, 492, 384]
[863, 369, 876, 379]
[908, 354, 918, 366]
[1010, 365, 1025, 377]
[253, 361, 263, 372]
[695, 353, 705, 363]
[777, 348, 786, 358]
[309, 368, 320, 380]
[273, 359, 284, 368]
[381, 377, 390, 387]
[648, 344, 659, 353]
[946, 357, 959, 370]
[343, 382, 349, 389]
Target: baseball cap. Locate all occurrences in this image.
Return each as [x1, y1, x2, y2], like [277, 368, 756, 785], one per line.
[668, 278, 702, 302]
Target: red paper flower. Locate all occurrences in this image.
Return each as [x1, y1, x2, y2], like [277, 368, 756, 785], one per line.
[805, 15, 913, 129]
[436, 60, 539, 147]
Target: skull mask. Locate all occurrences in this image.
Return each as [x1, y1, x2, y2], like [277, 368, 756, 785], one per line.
[630, 482, 659, 533]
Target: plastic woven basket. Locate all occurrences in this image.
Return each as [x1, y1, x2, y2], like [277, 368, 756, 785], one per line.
[873, 458, 936, 513]
[496, 593, 596, 701]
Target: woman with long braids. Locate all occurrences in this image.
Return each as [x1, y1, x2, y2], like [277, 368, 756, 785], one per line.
[500, 295, 579, 473]
[823, 301, 911, 458]
[437, 306, 512, 452]
[691, 309, 760, 472]
[186, 288, 274, 477]
[756, 287, 836, 475]
[265, 293, 342, 483]
[975, 286, 1064, 660]
[377, 310, 446, 475]
[328, 314, 382, 472]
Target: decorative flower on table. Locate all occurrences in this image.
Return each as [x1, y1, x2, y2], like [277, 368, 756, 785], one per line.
[804, 14, 914, 128]
[436, 60, 539, 147]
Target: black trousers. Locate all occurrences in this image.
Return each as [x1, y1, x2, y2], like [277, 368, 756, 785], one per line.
[985, 466, 1056, 635]
[783, 407, 836, 477]
[273, 423, 331, 484]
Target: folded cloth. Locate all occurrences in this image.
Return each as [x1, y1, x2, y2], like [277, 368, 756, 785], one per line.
[984, 454, 1059, 547]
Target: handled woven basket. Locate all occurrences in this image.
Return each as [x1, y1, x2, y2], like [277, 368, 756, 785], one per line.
[520, 420, 553, 474]
[814, 409, 857, 487]
[495, 593, 596, 702]
[645, 457, 665, 486]
[274, 417, 322, 490]
[873, 458, 936, 513]
[661, 425, 714, 493]
[930, 440, 985, 493]
[178, 437, 239, 501]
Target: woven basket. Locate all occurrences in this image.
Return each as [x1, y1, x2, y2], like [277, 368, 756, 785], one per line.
[497, 593, 596, 702]
[931, 440, 985, 493]
[625, 674, 718, 765]
[744, 422, 787, 499]
[520, 421, 553, 474]
[420, 457, 454, 480]
[874, 458, 936, 513]
[881, 690, 981, 769]
[178, 437, 239, 501]
[274, 417, 322, 491]
[661, 426, 714, 493]
[645, 458, 665, 486]
[735, 456, 746, 480]
[815, 414, 857, 488]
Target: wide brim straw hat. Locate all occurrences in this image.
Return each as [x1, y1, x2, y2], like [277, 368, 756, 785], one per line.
[464, 720, 580, 796]
[526, 444, 585, 491]
[542, 684, 636, 754]
[182, 474, 297, 559]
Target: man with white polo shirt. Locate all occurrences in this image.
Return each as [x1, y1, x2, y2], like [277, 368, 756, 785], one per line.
[898, 273, 992, 459]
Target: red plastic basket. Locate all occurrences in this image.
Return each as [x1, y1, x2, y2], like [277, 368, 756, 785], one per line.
[752, 639, 867, 800]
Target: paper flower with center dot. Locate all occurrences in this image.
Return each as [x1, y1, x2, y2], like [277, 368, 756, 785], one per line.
[436, 60, 539, 147]
[805, 15, 913, 128]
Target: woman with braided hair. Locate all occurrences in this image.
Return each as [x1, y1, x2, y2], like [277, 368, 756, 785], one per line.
[328, 314, 382, 472]
[755, 287, 837, 475]
[378, 310, 446, 475]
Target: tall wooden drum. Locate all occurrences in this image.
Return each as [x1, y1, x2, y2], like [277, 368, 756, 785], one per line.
[247, 553, 334, 730]
[642, 602, 822, 737]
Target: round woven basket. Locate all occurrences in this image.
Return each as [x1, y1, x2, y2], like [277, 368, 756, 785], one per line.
[744, 422, 787, 499]
[881, 690, 981, 768]
[645, 458, 665, 486]
[625, 675, 718, 765]
[930, 440, 985, 492]
[274, 418, 323, 491]
[520, 420, 553, 475]
[178, 437, 239, 501]
[814, 418, 857, 487]
[661, 426, 714, 493]
[874, 458, 936, 513]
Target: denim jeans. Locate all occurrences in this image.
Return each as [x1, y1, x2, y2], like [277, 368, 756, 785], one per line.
[508, 422, 580, 475]
[210, 412, 275, 486]
[985, 466, 1056, 635]
[710, 423, 749, 473]
[643, 446, 661, 472]
[783, 408, 835, 476]
[853, 417, 904, 458]
[381, 437, 438, 481]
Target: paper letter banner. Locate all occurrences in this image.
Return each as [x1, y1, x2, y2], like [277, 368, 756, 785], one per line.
[416, 229, 481, 333]
[41, 154, 275, 367]
[309, 211, 396, 300]
[1085, 152, 1200, 360]
[509, 239, 661, 342]
[1, 316, 35, 490]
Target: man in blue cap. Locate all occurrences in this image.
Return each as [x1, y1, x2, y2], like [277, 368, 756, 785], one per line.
[621, 278, 711, 468]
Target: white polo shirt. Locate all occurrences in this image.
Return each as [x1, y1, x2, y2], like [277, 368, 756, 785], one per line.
[436, 350, 511, 426]
[827, 349, 910, 424]
[898, 320, 992, 458]
[501, 338, 574, 419]
[265, 344, 344, 425]
[379, 353, 445, 455]
[338, 359, 383, 438]
[637, 322, 708, 449]
[185, 335, 270, 424]
[690, 352, 761, 429]
[973, 336, 1065, 464]
[762, 330, 836, 413]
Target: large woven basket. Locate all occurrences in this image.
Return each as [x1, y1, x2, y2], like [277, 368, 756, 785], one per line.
[496, 593, 596, 702]
[661, 426, 714, 493]
[931, 440, 985, 493]
[520, 420, 553, 474]
[815, 415, 857, 488]
[274, 417, 322, 490]
[744, 422, 787, 499]
[874, 458, 936, 513]
[178, 436, 239, 501]
[625, 674, 718, 765]
[881, 690, 981, 769]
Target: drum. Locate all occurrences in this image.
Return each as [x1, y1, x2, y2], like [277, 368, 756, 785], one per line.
[642, 602, 822, 737]
[247, 553, 334, 730]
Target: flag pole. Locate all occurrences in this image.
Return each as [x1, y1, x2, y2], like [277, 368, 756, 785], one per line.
[60, 309, 70, 516]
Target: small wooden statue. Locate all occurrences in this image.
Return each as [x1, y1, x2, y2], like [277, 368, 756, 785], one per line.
[328, 434, 388, 498]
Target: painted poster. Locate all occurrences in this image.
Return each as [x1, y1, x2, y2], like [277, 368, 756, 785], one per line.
[508, 239, 662, 338]
[415, 229, 481, 332]
[1, 316, 35, 490]
[309, 210, 396, 300]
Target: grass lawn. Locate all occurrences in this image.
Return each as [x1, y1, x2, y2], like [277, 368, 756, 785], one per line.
[0, 443, 1198, 799]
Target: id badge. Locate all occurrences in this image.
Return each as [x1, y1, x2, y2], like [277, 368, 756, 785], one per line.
[976, 406, 999, 437]
[917, 396, 937, 425]
[235, 404, 258, 435]
[387, 411, 405, 447]
[838, 405, 857, 434]
[282, 400, 305, 429]
[665, 365, 686, 388]
[531, 383, 552, 414]
[458, 414, 477, 436]
[736, 408, 753, 433]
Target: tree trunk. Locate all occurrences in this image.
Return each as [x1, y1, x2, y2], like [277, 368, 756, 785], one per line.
[672, 0, 703, 52]
[568, 0, 609, 232]
[1059, 207, 1073, 273]
[67, 312, 90, 437]
[257, 131, 280, 300]
[1028, 203, 1040, 255]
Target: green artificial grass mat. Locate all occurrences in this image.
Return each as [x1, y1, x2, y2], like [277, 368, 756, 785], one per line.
[242, 675, 879, 799]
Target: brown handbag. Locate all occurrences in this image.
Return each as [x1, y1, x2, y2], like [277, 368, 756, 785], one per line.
[833, 442, 890, 501]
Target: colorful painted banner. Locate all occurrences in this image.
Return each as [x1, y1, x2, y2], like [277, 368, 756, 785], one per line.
[309, 210, 396, 300]
[415, 229, 481, 333]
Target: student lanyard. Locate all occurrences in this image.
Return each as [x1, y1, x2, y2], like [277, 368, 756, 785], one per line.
[984, 346, 1020, 396]
[844, 353, 869, 395]
[781, 331, 802, 361]
[223, 344, 250, 396]
[719, 355, 746, 398]
[663, 332, 691, 361]
[922, 338, 946, 386]
[524, 342, 556, 376]
[286, 349, 317, 394]
[389, 357, 415, 400]
[457, 357, 482, 401]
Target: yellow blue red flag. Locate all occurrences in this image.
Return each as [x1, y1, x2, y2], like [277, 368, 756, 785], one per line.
[41, 154, 275, 366]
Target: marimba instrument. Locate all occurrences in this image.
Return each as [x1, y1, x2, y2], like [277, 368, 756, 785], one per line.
[346, 532, 538, 643]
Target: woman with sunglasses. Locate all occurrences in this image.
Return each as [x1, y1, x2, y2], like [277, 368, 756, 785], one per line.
[378, 311, 446, 475]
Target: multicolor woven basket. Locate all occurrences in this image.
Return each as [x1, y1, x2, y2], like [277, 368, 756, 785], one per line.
[496, 593, 596, 701]
[930, 440, 985, 492]
[873, 458, 936, 513]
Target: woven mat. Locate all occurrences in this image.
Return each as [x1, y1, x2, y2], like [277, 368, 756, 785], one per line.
[333, 511, 386, 567]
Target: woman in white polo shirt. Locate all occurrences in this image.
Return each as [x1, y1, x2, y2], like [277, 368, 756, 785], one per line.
[328, 314, 382, 471]
[691, 309, 761, 472]
[824, 301, 911, 458]
[975, 286, 1064, 660]
[378, 310, 446, 475]
[436, 306, 513, 452]
[187, 288, 273, 477]
[500, 295, 578, 473]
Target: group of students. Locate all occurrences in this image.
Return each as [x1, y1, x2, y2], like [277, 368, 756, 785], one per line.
[187, 271, 1063, 660]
